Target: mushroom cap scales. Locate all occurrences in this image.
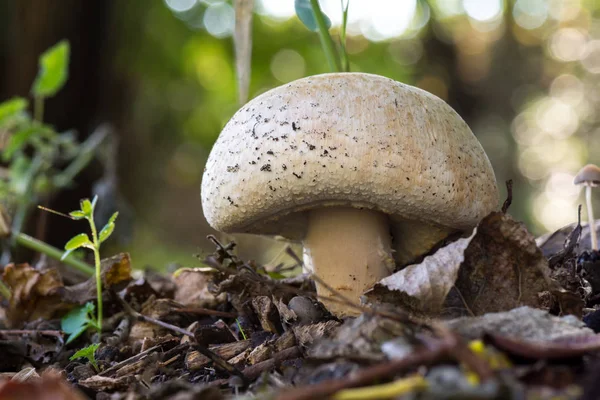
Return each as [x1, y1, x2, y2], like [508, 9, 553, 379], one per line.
[201, 73, 499, 240]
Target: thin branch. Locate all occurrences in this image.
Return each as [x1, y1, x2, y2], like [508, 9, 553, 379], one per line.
[114, 294, 247, 383]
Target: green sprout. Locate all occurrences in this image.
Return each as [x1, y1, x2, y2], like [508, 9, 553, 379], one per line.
[236, 318, 248, 341]
[61, 301, 99, 344]
[0, 39, 104, 277]
[295, 0, 350, 72]
[69, 342, 100, 372]
[59, 196, 118, 336]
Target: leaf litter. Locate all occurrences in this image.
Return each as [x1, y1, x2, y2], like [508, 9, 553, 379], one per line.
[2, 184, 600, 398]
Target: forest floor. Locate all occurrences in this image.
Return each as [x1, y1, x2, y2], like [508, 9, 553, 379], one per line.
[1, 194, 600, 400]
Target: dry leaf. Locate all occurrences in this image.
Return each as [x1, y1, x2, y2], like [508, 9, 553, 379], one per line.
[367, 212, 552, 317]
[365, 232, 474, 314]
[58, 253, 132, 304]
[448, 212, 552, 316]
[173, 268, 224, 308]
[2, 264, 68, 327]
[537, 218, 600, 257]
[0, 375, 87, 400]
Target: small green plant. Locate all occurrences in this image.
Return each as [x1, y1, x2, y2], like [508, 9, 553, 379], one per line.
[236, 318, 247, 341]
[295, 0, 350, 72]
[61, 302, 99, 344]
[69, 342, 100, 371]
[0, 39, 103, 274]
[58, 196, 118, 338]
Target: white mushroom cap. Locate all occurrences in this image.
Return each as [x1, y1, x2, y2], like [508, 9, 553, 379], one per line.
[574, 164, 600, 187]
[202, 73, 498, 246]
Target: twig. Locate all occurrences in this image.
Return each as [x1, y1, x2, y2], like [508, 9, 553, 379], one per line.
[204, 238, 418, 325]
[276, 344, 449, 400]
[501, 179, 513, 214]
[432, 323, 494, 382]
[451, 285, 475, 317]
[242, 346, 301, 380]
[178, 307, 237, 318]
[0, 329, 63, 337]
[114, 294, 248, 383]
[99, 343, 169, 377]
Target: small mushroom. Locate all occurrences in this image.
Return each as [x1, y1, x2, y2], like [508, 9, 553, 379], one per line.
[574, 164, 600, 251]
[201, 73, 499, 316]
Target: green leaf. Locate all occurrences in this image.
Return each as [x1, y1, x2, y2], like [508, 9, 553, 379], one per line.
[0, 97, 28, 125]
[69, 343, 100, 363]
[69, 342, 100, 371]
[80, 198, 93, 216]
[61, 248, 76, 261]
[2, 127, 37, 161]
[99, 222, 115, 244]
[64, 233, 92, 253]
[69, 210, 86, 220]
[31, 40, 70, 98]
[295, 0, 331, 32]
[108, 211, 119, 225]
[61, 302, 95, 344]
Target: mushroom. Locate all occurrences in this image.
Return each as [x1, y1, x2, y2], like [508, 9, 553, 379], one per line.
[574, 164, 600, 251]
[201, 73, 499, 316]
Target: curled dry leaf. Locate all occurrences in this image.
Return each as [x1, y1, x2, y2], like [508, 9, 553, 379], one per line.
[58, 253, 132, 304]
[368, 212, 552, 317]
[173, 268, 224, 308]
[2, 263, 68, 327]
[537, 218, 600, 257]
[448, 212, 552, 316]
[365, 232, 474, 314]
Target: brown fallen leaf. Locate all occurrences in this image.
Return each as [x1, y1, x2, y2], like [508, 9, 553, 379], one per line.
[57, 253, 132, 305]
[367, 212, 552, 317]
[173, 268, 225, 308]
[128, 298, 187, 344]
[2, 263, 68, 327]
[537, 218, 600, 258]
[365, 232, 474, 314]
[0, 375, 87, 400]
[449, 212, 552, 316]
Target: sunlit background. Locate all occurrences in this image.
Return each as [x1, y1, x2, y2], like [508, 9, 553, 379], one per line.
[1, 0, 599, 268]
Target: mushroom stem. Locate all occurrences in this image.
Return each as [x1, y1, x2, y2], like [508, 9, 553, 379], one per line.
[586, 185, 598, 251]
[302, 207, 395, 316]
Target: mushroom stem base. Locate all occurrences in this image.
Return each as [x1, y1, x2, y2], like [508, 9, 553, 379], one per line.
[302, 207, 394, 317]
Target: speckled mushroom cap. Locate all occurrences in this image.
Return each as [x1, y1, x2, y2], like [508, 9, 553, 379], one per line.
[201, 73, 499, 240]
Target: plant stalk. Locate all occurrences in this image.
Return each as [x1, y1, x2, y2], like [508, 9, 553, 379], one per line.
[340, 0, 350, 72]
[34, 96, 44, 123]
[310, 0, 341, 72]
[0, 279, 11, 299]
[586, 185, 598, 251]
[89, 216, 103, 332]
[15, 232, 94, 276]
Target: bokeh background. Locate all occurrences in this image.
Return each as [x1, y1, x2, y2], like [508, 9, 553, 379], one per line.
[1, 0, 599, 268]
